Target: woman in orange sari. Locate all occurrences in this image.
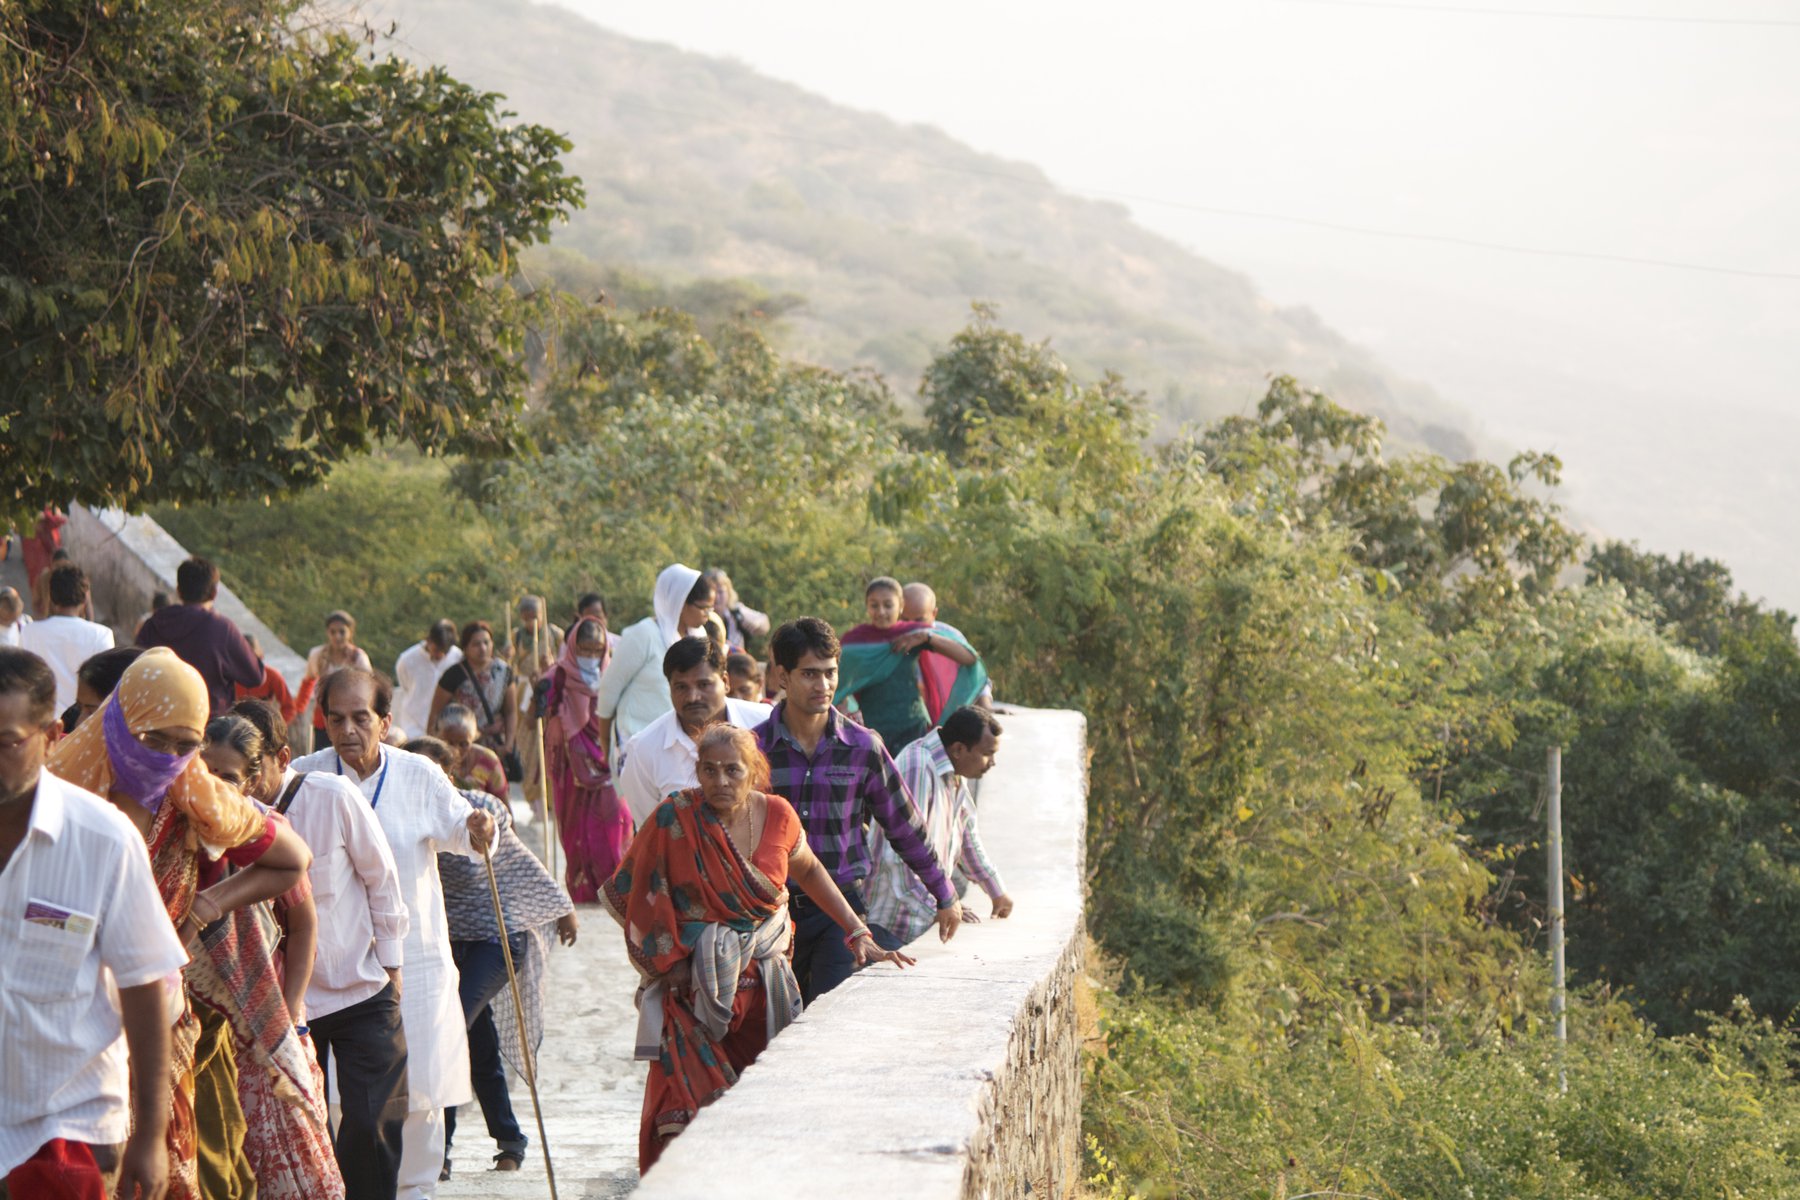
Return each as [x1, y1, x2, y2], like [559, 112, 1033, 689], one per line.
[47, 648, 312, 1200]
[603, 725, 915, 1172]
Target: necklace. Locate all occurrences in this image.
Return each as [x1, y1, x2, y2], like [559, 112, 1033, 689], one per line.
[718, 793, 763, 851]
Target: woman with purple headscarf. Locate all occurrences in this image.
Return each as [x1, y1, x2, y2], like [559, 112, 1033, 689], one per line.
[48, 648, 314, 1200]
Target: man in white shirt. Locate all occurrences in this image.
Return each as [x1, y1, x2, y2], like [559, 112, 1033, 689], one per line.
[294, 669, 493, 1200]
[392, 620, 461, 741]
[0, 647, 188, 1199]
[231, 697, 412, 1200]
[617, 636, 771, 824]
[19, 564, 113, 714]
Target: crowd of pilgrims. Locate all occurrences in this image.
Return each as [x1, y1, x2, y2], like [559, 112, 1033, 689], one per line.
[0, 537, 1015, 1200]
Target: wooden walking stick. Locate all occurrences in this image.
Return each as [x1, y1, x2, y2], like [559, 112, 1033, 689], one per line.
[482, 845, 560, 1200]
[534, 618, 558, 880]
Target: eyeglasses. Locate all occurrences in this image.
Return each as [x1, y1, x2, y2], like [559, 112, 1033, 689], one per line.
[137, 729, 204, 756]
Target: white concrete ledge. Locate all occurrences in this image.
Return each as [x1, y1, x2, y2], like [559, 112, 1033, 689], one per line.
[62, 505, 308, 688]
[634, 706, 1087, 1200]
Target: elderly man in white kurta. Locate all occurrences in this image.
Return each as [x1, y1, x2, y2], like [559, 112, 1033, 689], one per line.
[295, 668, 494, 1200]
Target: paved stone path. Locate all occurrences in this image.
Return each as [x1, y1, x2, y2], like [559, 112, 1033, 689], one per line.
[441, 811, 644, 1199]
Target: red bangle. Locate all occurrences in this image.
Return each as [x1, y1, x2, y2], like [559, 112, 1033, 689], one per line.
[843, 926, 872, 950]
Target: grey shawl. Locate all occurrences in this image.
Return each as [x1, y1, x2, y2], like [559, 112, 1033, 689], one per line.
[633, 906, 804, 1061]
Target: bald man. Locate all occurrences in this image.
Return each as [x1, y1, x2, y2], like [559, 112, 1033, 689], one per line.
[899, 582, 937, 624]
[902, 583, 992, 710]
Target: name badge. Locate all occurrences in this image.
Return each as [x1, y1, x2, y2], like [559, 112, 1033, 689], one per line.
[25, 899, 97, 938]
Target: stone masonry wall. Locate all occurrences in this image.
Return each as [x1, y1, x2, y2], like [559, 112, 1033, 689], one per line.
[962, 931, 1085, 1199]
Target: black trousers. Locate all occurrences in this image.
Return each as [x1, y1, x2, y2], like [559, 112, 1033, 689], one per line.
[310, 982, 410, 1200]
[789, 878, 866, 1004]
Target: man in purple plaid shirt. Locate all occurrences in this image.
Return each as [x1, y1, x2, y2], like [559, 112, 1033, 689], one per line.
[754, 618, 961, 1001]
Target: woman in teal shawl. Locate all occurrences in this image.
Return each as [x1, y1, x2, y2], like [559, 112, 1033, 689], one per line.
[835, 577, 988, 752]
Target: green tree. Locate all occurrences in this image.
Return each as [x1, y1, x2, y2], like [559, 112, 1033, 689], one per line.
[1445, 584, 1800, 1033]
[1200, 377, 1581, 629]
[920, 303, 1143, 473]
[2, 0, 582, 512]
[1586, 539, 1783, 655]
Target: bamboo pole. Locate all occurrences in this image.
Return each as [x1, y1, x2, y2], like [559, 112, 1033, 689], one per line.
[535, 617, 557, 881]
[482, 846, 560, 1200]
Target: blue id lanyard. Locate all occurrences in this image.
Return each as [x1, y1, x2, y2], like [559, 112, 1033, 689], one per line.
[335, 752, 391, 808]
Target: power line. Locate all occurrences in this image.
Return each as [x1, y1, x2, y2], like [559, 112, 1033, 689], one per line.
[371, 32, 1800, 282]
[1067, 190, 1800, 281]
[1276, 0, 1800, 27]
[600, 97, 1800, 282]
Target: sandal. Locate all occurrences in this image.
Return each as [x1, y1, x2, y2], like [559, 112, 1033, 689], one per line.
[493, 1149, 525, 1172]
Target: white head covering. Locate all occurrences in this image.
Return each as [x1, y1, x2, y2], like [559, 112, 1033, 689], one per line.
[652, 563, 704, 647]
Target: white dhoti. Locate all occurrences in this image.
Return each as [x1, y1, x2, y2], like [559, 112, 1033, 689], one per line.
[399, 1108, 447, 1198]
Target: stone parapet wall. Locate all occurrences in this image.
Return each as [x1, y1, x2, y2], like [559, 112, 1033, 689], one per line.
[634, 706, 1087, 1200]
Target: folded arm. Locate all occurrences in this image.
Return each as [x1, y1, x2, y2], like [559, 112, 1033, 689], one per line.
[189, 818, 310, 938]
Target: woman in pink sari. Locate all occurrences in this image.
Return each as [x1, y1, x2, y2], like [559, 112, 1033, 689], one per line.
[545, 618, 633, 900]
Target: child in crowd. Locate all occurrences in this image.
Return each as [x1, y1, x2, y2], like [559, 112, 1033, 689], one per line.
[236, 632, 312, 723]
[726, 650, 763, 702]
[0, 586, 26, 647]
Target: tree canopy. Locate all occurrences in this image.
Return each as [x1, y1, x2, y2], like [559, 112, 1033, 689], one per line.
[1, 0, 582, 513]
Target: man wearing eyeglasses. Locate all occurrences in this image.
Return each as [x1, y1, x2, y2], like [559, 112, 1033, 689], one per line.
[294, 668, 493, 1200]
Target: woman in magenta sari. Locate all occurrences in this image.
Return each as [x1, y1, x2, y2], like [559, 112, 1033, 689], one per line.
[545, 618, 633, 901]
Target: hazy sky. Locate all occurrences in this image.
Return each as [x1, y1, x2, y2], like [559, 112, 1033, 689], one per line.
[556, 0, 1800, 606]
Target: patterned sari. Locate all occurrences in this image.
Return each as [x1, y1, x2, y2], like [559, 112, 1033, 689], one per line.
[185, 863, 342, 1199]
[602, 791, 804, 1171]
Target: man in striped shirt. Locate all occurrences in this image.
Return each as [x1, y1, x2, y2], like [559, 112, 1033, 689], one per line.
[0, 647, 187, 1199]
[754, 618, 960, 1002]
[868, 706, 1015, 949]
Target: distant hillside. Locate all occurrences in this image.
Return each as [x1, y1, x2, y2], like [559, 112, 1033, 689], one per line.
[362, 0, 1474, 451]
